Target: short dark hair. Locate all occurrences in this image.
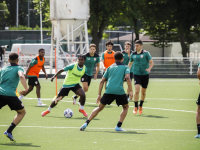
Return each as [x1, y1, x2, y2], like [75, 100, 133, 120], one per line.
[105, 40, 114, 46]
[38, 48, 45, 52]
[78, 54, 86, 60]
[125, 41, 131, 46]
[135, 40, 143, 45]
[9, 53, 18, 61]
[114, 51, 123, 60]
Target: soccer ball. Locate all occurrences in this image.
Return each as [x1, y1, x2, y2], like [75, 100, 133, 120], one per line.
[64, 108, 73, 118]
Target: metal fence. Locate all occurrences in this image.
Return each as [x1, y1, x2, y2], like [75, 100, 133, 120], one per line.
[1, 54, 199, 77]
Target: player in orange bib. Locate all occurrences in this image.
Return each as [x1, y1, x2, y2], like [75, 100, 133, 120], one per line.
[18, 49, 48, 106]
[101, 40, 115, 88]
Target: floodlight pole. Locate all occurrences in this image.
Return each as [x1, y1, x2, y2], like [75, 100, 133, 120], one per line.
[40, 1, 43, 43]
[16, 0, 19, 27]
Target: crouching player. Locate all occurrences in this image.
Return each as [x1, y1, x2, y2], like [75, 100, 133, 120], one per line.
[80, 52, 133, 131]
[41, 55, 88, 117]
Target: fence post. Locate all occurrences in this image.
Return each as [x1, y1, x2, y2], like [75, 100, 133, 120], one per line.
[189, 58, 193, 75]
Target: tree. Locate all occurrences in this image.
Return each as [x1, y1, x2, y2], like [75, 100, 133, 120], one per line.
[138, 0, 200, 57]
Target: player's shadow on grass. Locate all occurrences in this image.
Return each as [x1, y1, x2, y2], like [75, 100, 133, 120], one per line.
[140, 115, 168, 118]
[87, 130, 147, 135]
[45, 116, 100, 120]
[0, 143, 40, 147]
[86, 104, 113, 108]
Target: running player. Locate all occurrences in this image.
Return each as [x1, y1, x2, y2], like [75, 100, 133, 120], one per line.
[122, 41, 134, 100]
[18, 48, 48, 106]
[72, 44, 100, 104]
[101, 40, 115, 88]
[195, 62, 200, 138]
[41, 55, 88, 117]
[80, 52, 133, 131]
[0, 53, 28, 142]
[128, 40, 154, 115]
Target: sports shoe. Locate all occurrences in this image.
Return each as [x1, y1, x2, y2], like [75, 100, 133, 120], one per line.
[4, 131, 16, 142]
[41, 110, 50, 117]
[133, 107, 138, 114]
[80, 123, 88, 131]
[139, 106, 143, 114]
[194, 134, 200, 138]
[127, 97, 130, 101]
[38, 103, 47, 106]
[79, 108, 88, 117]
[72, 95, 77, 105]
[115, 126, 126, 131]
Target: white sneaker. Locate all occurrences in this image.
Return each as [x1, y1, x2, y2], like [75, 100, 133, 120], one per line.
[72, 95, 77, 105]
[37, 103, 47, 106]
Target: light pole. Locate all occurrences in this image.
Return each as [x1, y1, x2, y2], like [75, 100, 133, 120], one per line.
[16, 0, 18, 27]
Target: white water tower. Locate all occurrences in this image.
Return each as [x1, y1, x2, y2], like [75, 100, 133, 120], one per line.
[50, 0, 90, 72]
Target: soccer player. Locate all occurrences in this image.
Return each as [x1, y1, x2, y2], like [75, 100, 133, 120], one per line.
[122, 41, 134, 100]
[195, 63, 200, 138]
[18, 48, 48, 106]
[80, 51, 133, 131]
[0, 53, 28, 142]
[41, 55, 88, 117]
[101, 40, 115, 88]
[128, 40, 154, 115]
[72, 44, 100, 104]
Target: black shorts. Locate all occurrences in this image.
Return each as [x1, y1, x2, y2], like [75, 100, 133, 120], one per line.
[197, 94, 200, 105]
[124, 72, 134, 82]
[57, 84, 82, 97]
[100, 93, 128, 106]
[134, 74, 149, 88]
[28, 77, 40, 86]
[102, 71, 107, 81]
[81, 74, 92, 86]
[0, 95, 24, 110]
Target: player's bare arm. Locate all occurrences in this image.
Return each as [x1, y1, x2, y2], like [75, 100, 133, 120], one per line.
[97, 77, 106, 104]
[42, 64, 48, 79]
[146, 59, 154, 73]
[125, 73, 133, 100]
[18, 71, 28, 95]
[51, 69, 64, 82]
[25, 65, 33, 79]
[94, 63, 100, 80]
[128, 61, 133, 70]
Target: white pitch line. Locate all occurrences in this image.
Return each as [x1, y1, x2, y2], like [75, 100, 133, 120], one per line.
[0, 125, 196, 132]
[24, 97, 196, 101]
[23, 97, 196, 113]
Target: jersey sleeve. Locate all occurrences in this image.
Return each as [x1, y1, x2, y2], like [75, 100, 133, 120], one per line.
[96, 57, 100, 63]
[85, 67, 87, 73]
[125, 66, 130, 75]
[130, 54, 134, 62]
[63, 64, 75, 71]
[101, 53, 105, 60]
[198, 62, 200, 68]
[103, 68, 109, 79]
[30, 58, 38, 66]
[18, 66, 25, 73]
[147, 52, 152, 60]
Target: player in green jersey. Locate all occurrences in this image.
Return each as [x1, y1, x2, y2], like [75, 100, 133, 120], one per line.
[122, 41, 134, 100]
[41, 55, 88, 117]
[80, 52, 133, 131]
[72, 44, 100, 105]
[0, 53, 28, 142]
[195, 61, 200, 138]
[128, 40, 154, 115]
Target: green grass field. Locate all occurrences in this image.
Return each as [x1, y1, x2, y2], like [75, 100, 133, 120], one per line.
[0, 78, 200, 150]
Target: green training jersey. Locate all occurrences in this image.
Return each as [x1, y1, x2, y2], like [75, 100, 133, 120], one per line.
[198, 61, 200, 68]
[103, 62, 130, 95]
[0, 63, 24, 96]
[122, 50, 134, 73]
[84, 52, 100, 76]
[130, 50, 152, 75]
[27, 57, 44, 77]
[62, 63, 86, 88]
